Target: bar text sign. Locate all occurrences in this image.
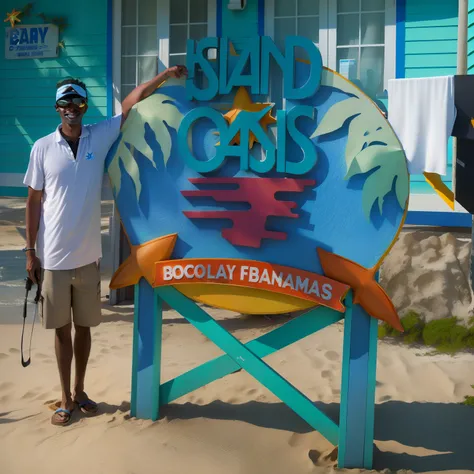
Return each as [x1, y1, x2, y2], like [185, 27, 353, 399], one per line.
[5, 24, 58, 60]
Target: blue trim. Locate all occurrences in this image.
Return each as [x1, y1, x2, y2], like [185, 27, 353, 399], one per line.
[106, 0, 113, 118]
[406, 211, 471, 227]
[216, 0, 222, 38]
[258, 0, 265, 36]
[395, 0, 406, 79]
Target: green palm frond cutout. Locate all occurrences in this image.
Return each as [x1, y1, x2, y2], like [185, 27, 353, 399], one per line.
[311, 70, 409, 219]
[108, 93, 183, 199]
[346, 146, 408, 217]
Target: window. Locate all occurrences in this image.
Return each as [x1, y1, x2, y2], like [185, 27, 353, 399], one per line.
[267, 0, 327, 109]
[266, 0, 395, 101]
[335, 0, 386, 97]
[169, 0, 208, 67]
[119, 0, 214, 101]
[274, 0, 320, 53]
[121, 0, 159, 100]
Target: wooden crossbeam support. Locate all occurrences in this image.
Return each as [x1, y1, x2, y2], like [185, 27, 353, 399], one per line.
[160, 304, 343, 404]
[157, 285, 340, 445]
[130, 281, 378, 469]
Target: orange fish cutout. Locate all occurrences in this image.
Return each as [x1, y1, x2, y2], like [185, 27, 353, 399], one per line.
[110, 233, 178, 289]
[317, 248, 404, 332]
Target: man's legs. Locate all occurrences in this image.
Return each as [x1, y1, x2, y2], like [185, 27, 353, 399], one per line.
[40, 269, 75, 424]
[73, 324, 91, 401]
[71, 262, 102, 412]
[54, 323, 96, 419]
[55, 323, 75, 418]
[41, 264, 101, 423]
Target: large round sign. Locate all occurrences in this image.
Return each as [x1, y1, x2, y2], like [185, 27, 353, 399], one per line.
[106, 38, 408, 330]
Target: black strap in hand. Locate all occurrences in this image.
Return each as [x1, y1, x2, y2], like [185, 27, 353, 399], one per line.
[21, 277, 41, 368]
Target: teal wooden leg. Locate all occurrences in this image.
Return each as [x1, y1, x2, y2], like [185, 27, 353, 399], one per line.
[130, 278, 163, 421]
[338, 291, 378, 468]
[161, 305, 343, 404]
[157, 286, 339, 446]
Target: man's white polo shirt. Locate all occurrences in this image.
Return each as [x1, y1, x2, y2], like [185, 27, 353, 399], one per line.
[23, 115, 122, 270]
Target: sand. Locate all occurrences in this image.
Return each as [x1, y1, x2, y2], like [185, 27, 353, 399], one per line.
[1, 197, 474, 474]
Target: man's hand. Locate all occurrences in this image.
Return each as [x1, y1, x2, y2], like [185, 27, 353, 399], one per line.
[166, 65, 188, 79]
[26, 252, 41, 284]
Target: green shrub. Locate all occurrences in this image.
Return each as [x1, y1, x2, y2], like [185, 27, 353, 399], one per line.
[463, 396, 474, 407]
[378, 311, 474, 354]
[422, 317, 470, 353]
[462, 385, 474, 407]
[378, 324, 389, 339]
[401, 312, 424, 344]
[401, 311, 423, 332]
[465, 327, 474, 349]
[378, 311, 424, 343]
[403, 330, 422, 345]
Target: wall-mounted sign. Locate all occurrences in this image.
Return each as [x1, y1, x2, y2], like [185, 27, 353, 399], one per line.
[4, 23, 58, 59]
[106, 36, 409, 331]
[339, 58, 357, 81]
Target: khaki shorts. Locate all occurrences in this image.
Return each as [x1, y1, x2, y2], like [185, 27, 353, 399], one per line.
[39, 262, 102, 329]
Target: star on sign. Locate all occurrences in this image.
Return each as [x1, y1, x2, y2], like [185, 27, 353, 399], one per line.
[223, 86, 277, 149]
[4, 9, 22, 28]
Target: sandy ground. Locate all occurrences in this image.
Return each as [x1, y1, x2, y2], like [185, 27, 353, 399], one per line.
[1, 197, 474, 474]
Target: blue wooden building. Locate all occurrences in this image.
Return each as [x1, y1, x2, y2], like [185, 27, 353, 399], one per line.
[0, 0, 472, 230]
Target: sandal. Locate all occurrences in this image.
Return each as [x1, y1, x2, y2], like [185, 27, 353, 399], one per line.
[74, 397, 98, 415]
[51, 408, 73, 426]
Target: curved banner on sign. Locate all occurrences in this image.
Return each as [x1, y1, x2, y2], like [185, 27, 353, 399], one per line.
[154, 258, 350, 312]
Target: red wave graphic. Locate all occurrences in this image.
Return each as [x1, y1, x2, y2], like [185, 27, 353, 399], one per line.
[182, 177, 315, 248]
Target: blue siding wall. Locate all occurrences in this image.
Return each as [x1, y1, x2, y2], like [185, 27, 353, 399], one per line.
[220, 0, 260, 50]
[405, 0, 458, 78]
[397, 0, 458, 195]
[469, 0, 474, 72]
[0, 0, 110, 197]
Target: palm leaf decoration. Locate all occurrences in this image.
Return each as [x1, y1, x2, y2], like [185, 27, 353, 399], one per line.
[311, 70, 409, 219]
[108, 92, 183, 200]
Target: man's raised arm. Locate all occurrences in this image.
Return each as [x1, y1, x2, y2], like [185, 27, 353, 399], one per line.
[120, 65, 188, 126]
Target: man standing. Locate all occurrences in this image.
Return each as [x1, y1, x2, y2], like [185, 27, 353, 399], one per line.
[23, 65, 187, 426]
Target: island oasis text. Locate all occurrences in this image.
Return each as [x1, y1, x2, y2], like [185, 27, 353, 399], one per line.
[178, 36, 323, 175]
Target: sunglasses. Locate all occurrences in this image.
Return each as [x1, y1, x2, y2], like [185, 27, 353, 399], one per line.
[56, 97, 87, 108]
